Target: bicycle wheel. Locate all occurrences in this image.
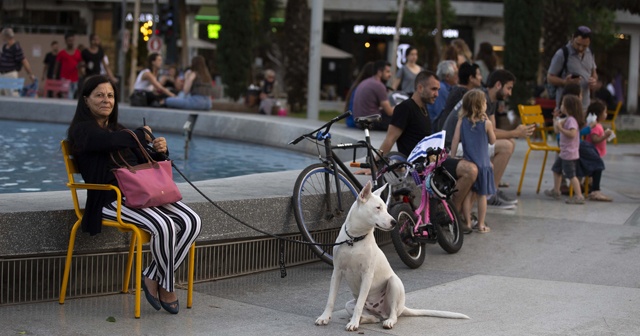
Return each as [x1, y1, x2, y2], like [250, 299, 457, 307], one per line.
[430, 199, 463, 254]
[389, 202, 426, 269]
[292, 163, 359, 265]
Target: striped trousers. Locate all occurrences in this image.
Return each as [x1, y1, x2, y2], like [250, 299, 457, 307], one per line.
[102, 201, 201, 292]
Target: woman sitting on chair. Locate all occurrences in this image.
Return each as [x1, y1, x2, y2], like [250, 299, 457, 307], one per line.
[66, 75, 201, 314]
[165, 55, 213, 111]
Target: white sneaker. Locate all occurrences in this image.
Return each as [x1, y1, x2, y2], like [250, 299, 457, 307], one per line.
[497, 189, 518, 205]
[487, 194, 516, 210]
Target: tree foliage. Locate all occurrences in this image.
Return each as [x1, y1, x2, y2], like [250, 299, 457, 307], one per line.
[504, 0, 542, 107]
[404, 0, 456, 70]
[542, 0, 618, 70]
[281, 0, 310, 113]
[218, 0, 254, 101]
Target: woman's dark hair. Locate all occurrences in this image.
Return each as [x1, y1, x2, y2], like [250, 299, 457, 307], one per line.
[67, 75, 120, 139]
[190, 55, 213, 84]
[344, 62, 375, 112]
[442, 45, 458, 62]
[148, 52, 161, 70]
[475, 42, 497, 73]
[404, 46, 417, 62]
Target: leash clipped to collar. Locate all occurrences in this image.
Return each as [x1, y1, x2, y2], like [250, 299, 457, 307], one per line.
[345, 228, 367, 246]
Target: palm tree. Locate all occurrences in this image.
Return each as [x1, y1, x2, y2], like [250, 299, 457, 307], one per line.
[218, 0, 253, 101]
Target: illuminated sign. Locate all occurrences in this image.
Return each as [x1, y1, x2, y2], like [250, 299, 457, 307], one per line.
[442, 29, 459, 38]
[352, 24, 458, 39]
[207, 24, 221, 39]
[126, 13, 159, 23]
[396, 43, 410, 69]
[353, 25, 413, 37]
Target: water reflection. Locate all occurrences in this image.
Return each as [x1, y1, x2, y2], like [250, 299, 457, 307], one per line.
[0, 119, 317, 193]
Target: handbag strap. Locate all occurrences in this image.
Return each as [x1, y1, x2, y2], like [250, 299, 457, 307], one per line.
[110, 129, 157, 169]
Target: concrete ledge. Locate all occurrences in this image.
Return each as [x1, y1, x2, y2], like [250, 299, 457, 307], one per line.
[0, 97, 374, 257]
[618, 114, 640, 130]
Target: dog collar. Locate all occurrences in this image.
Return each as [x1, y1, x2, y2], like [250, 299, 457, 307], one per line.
[344, 228, 367, 246]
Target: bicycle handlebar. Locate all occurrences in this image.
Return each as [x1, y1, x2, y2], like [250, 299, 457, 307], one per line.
[288, 111, 353, 145]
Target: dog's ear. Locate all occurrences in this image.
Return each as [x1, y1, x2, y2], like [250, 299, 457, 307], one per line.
[373, 183, 387, 197]
[358, 180, 373, 203]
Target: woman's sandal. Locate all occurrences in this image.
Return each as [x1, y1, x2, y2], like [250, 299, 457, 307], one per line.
[141, 275, 162, 311]
[588, 192, 612, 202]
[475, 226, 491, 233]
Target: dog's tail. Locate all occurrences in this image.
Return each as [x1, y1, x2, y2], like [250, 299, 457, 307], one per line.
[401, 307, 470, 319]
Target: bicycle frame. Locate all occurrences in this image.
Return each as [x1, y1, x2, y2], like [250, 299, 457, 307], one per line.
[406, 152, 455, 238]
[318, 127, 381, 213]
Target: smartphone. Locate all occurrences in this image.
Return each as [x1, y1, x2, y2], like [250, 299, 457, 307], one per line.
[570, 74, 580, 79]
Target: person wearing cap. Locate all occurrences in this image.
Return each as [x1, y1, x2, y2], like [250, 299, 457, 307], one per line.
[0, 28, 36, 96]
[547, 26, 598, 110]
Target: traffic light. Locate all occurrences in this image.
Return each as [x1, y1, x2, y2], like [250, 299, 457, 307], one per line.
[159, 5, 175, 37]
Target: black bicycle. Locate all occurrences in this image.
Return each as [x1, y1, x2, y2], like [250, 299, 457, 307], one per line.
[289, 111, 406, 265]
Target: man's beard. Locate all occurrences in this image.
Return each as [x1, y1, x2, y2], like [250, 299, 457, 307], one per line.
[421, 96, 434, 105]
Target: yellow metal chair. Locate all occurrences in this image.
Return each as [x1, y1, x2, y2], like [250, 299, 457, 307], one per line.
[569, 177, 590, 197]
[59, 140, 195, 318]
[517, 105, 561, 196]
[601, 101, 622, 145]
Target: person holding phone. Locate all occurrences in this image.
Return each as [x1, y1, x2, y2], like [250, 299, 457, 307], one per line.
[547, 26, 598, 110]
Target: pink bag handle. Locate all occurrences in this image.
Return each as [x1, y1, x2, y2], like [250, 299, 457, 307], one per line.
[110, 129, 159, 171]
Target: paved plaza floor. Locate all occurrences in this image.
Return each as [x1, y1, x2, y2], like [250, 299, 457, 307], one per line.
[1, 116, 639, 335]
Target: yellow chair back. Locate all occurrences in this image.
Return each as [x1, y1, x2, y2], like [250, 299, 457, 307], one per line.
[602, 101, 622, 145]
[516, 105, 560, 196]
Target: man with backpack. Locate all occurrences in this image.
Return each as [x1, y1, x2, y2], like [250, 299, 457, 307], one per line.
[547, 26, 598, 110]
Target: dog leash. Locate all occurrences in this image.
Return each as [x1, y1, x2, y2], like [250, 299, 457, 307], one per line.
[142, 129, 363, 277]
[172, 162, 366, 277]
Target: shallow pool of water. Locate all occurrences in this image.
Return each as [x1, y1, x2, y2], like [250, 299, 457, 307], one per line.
[0, 119, 318, 193]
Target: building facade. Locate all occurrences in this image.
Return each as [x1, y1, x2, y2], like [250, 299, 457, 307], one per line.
[1, 0, 638, 113]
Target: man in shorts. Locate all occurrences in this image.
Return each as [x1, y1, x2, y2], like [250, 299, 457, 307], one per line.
[442, 69, 535, 209]
[379, 70, 478, 217]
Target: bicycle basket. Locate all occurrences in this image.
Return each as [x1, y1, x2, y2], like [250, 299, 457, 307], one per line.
[425, 166, 457, 199]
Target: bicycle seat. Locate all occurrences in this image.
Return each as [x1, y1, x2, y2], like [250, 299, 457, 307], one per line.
[355, 114, 382, 128]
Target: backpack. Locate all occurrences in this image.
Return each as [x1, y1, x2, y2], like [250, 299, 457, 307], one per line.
[544, 45, 569, 99]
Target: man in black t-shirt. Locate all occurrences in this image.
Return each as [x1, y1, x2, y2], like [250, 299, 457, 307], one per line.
[81, 34, 117, 81]
[379, 71, 478, 222]
[42, 40, 60, 97]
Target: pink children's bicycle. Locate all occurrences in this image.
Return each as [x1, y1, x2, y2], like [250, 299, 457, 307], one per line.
[388, 147, 463, 269]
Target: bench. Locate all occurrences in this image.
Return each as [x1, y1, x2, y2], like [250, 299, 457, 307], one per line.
[0, 77, 25, 93]
[43, 79, 71, 97]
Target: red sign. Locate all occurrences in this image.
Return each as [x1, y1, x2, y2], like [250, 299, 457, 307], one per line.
[147, 36, 163, 53]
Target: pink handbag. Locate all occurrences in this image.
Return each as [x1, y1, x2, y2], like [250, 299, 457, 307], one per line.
[110, 129, 182, 208]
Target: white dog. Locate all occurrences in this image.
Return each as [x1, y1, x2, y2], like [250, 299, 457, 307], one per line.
[315, 181, 469, 331]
